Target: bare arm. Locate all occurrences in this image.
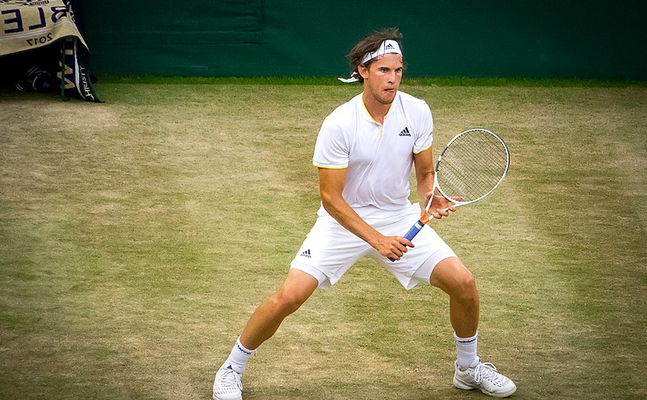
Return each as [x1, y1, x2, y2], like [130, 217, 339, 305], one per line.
[318, 167, 413, 260]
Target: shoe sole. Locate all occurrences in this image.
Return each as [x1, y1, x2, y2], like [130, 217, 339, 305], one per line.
[212, 393, 242, 400]
[453, 377, 517, 398]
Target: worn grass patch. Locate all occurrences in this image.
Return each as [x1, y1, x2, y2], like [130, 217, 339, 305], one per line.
[1, 82, 646, 400]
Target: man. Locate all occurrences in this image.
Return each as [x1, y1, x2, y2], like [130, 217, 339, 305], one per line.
[213, 28, 516, 399]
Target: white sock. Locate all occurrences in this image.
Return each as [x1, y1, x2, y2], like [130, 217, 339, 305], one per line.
[222, 337, 256, 374]
[454, 331, 479, 370]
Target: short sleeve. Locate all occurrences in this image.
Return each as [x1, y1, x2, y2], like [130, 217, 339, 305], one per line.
[313, 117, 349, 169]
[413, 100, 434, 154]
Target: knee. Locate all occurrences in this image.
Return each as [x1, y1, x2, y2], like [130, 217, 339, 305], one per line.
[452, 271, 479, 303]
[270, 288, 307, 316]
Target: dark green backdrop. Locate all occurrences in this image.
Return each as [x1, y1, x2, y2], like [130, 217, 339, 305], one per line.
[82, 0, 646, 79]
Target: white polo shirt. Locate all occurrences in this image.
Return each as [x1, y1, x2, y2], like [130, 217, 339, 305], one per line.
[313, 91, 433, 217]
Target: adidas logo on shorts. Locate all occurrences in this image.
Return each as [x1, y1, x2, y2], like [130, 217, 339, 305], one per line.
[300, 249, 312, 258]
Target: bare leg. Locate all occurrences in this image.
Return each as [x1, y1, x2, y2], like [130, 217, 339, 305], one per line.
[239, 269, 319, 350]
[429, 257, 479, 338]
[434, 258, 517, 396]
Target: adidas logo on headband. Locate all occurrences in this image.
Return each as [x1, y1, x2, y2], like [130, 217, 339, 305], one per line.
[360, 40, 402, 65]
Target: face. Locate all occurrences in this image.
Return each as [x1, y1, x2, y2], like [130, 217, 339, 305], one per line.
[359, 53, 403, 105]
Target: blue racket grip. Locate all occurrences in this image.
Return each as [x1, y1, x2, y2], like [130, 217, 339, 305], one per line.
[388, 221, 424, 262]
[404, 221, 424, 241]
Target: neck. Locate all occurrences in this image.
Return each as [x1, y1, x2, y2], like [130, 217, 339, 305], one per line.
[362, 91, 392, 124]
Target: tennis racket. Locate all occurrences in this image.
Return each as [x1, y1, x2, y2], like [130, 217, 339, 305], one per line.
[390, 128, 510, 261]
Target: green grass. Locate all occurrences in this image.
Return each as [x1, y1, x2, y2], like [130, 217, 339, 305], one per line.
[1, 80, 646, 400]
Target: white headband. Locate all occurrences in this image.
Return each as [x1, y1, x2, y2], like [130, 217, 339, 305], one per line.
[338, 40, 403, 83]
[361, 40, 402, 65]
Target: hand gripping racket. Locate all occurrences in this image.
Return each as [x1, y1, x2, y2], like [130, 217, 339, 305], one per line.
[389, 128, 510, 261]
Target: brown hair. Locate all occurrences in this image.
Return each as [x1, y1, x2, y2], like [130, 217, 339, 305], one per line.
[347, 27, 404, 83]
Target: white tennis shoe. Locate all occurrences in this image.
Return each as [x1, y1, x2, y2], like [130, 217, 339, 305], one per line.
[453, 360, 516, 397]
[212, 365, 243, 400]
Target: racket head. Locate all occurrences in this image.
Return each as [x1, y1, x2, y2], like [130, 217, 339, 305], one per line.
[435, 128, 510, 206]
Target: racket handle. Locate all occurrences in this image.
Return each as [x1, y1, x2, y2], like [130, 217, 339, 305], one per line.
[388, 221, 425, 262]
[404, 221, 424, 241]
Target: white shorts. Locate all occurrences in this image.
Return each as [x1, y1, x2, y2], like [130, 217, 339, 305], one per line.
[290, 203, 456, 290]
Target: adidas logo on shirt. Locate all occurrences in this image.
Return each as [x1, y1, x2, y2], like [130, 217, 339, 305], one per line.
[300, 249, 312, 258]
[399, 127, 411, 136]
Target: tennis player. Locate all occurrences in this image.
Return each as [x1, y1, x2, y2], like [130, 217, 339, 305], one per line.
[213, 28, 516, 399]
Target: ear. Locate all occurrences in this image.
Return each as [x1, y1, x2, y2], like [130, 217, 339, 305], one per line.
[358, 64, 369, 80]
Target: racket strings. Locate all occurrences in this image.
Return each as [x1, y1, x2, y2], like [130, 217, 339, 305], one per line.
[437, 131, 508, 202]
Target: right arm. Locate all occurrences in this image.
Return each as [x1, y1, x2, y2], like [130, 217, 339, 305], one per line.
[318, 167, 413, 261]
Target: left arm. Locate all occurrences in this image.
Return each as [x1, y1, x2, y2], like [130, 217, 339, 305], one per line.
[413, 148, 455, 219]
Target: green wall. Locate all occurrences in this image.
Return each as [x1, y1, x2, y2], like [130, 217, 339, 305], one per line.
[82, 1, 646, 79]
